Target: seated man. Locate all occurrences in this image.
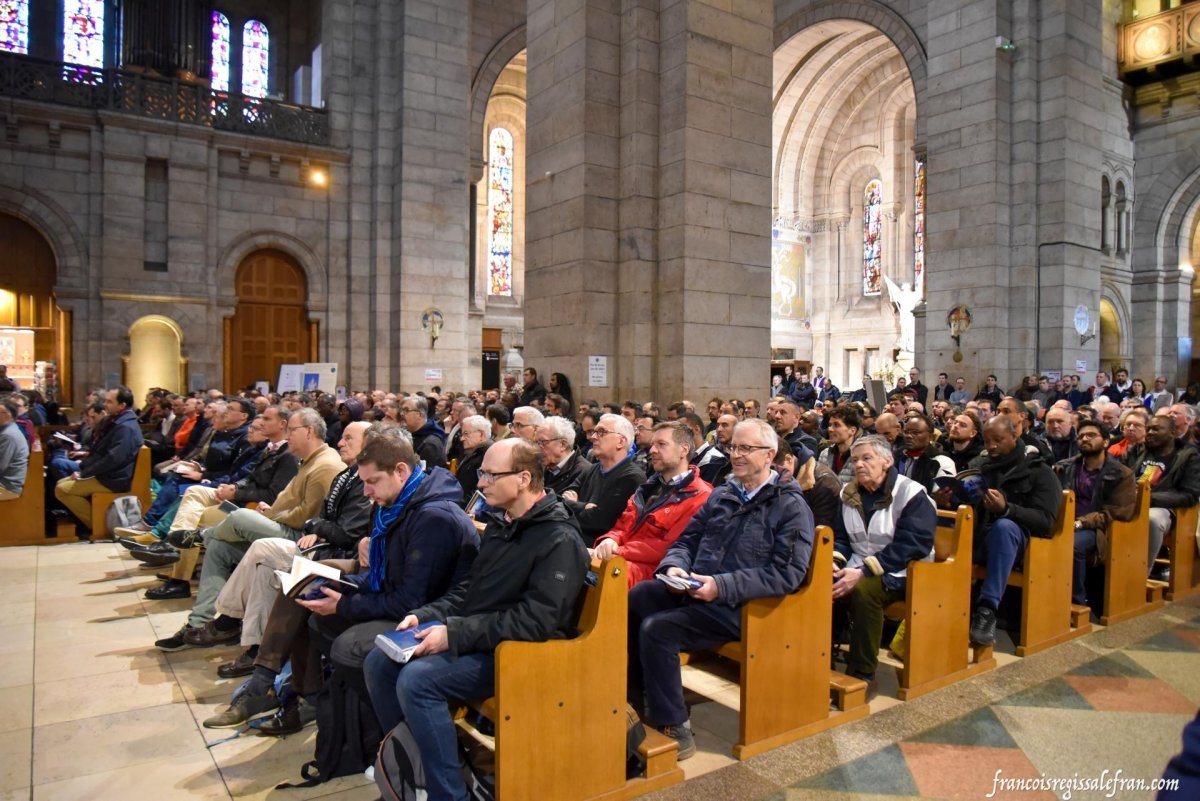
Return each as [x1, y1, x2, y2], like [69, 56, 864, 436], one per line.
[363, 438, 584, 799]
[694, 413, 735, 487]
[453, 414, 493, 502]
[153, 408, 344, 650]
[832, 436, 936, 690]
[0, 394, 29, 499]
[1123, 414, 1200, 580]
[537, 415, 588, 497]
[628, 418, 814, 758]
[561, 413, 645, 542]
[399, 395, 448, 469]
[772, 439, 841, 528]
[818, 406, 861, 485]
[1053, 420, 1136, 608]
[593, 421, 713, 586]
[54, 386, 144, 538]
[509, 405, 544, 443]
[894, 413, 955, 492]
[967, 417, 1063, 646]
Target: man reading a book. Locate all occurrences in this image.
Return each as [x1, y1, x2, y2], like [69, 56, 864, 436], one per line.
[363, 437, 586, 801]
[627, 418, 814, 759]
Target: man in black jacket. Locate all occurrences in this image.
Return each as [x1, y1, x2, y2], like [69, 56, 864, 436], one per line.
[1124, 414, 1200, 581]
[561, 413, 644, 541]
[399, 395, 448, 469]
[967, 416, 1063, 646]
[518, 366, 548, 407]
[945, 410, 985, 471]
[538, 415, 588, 496]
[364, 437, 586, 800]
[894, 414, 955, 492]
[54, 385, 144, 538]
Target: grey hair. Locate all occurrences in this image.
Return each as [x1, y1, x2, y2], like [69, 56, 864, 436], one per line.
[513, 406, 546, 426]
[851, 434, 895, 467]
[292, 406, 327, 441]
[460, 414, 491, 437]
[600, 413, 636, 444]
[539, 415, 576, 443]
[735, 418, 779, 452]
[1172, 403, 1198, 422]
[403, 395, 429, 417]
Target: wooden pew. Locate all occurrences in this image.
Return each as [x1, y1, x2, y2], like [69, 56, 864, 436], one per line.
[884, 505, 996, 700]
[1, 451, 49, 546]
[971, 490, 1088, 656]
[1101, 480, 1156, 624]
[456, 555, 683, 801]
[89, 446, 152, 541]
[1162, 504, 1200, 601]
[681, 525, 870, 760]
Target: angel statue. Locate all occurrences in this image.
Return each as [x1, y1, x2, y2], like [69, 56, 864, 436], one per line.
[884, 275, 921, 355]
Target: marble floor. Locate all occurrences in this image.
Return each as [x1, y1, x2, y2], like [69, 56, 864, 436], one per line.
[3, 540, 1198, 801]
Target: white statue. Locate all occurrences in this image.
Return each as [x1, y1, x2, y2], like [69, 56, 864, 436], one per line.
[884, 275, 921, 354]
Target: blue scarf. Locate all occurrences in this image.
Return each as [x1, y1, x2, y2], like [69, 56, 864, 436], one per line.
[368, 465, 426, 592]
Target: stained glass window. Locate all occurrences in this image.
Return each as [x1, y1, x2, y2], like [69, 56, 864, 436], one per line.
[62, 0, 105, 67]
[913, 158, 926, 287]
[211, 11, 231, 93]
[0, 0, 29, 55]
[487, 127, 514, 297]
[241, 20, 270, 97]
[863, 179, 883, 296]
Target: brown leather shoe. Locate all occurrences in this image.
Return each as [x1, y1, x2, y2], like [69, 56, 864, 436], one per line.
[182, 621, 240, 648]
[217, 649, 257, 678]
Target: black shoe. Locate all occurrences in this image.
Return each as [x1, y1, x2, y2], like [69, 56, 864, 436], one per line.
[257, 698, 316, 737]
[137, 540, 178, 556]
[132, 542, 180, 566]
[156, 625, 201, 652]
[167, 528, 203, 549]
[1150, 563, 1170, 583]
[117, 536, 158, 550]
[970, 605, 998, 646]
[145, 580, 190, 600]
[657, 723, 696, 761]
[217, 649, 258, 679]
[203, 687, 278, 729]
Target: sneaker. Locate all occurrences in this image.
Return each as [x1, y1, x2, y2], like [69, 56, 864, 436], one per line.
[203, 687, 278, 729]
[657, 723, 696, 761]
[114, 521, 152, 535]
[969, 605, 998, 646]
[156, 625, 202, 652]
[167, 528, 204, 549]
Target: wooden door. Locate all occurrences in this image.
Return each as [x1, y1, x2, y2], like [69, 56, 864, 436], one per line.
[228, 250, 309, 392]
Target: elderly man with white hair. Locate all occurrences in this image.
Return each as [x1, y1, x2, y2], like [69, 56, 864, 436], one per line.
[561, 412, 644, 542]
[832, 434, 936, 693]
[452, 414, 493, 503]
[510, 405, 545, 443]
[537, 414, 589, 496]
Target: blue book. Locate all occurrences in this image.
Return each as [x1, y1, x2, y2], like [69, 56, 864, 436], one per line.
[374, 622, 441, 664]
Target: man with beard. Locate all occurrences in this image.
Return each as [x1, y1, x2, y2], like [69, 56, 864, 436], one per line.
[894, 414, 955, 492]
[819, 406, 861, 485]
[945, 411, 985, 471]
[1044, 406, 1079, 463]
[1053, 420, 1136, 609]
[967, 417, 1063, 646]
[1123, 415, 1200, 581]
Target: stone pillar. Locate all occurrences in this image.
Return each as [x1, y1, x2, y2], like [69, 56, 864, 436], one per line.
[524, 0, 773, 404]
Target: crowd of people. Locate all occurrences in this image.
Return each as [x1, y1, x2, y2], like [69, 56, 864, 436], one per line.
[3, 361, 1199, 800]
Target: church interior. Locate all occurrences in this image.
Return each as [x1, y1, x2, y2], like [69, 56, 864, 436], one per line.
[3, 0, 1200, 799]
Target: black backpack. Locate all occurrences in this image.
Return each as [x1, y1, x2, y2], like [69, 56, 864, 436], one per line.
[277, 665, 382, 788]
[374, 721, 496, 801]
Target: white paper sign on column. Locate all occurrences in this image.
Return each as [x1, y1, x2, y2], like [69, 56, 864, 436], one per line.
[588, 356, 608, 387]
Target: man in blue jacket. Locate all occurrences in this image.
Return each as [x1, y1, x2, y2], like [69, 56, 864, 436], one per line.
[54, 386, 144, 538]
[628, 418, 815, 759]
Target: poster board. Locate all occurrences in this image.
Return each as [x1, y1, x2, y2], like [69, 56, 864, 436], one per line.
[277, 364, 304, 393]
[867, 380, 888, 413]
[302, 363, 338, 394]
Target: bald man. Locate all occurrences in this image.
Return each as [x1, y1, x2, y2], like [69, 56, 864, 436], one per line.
[874, 413, 902, 447]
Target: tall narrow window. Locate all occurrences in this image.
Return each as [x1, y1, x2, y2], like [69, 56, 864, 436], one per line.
[913, 158, 926, 287]
[62, 0, 105, 67]
[863, 179, 883, 296]
[0, 0, 29, 54]
[211, 11, 231, 93]
[487, 127, 515, 297]
[241, 20, 270, 98]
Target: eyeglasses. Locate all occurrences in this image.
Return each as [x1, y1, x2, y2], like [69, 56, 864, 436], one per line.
[400, 407, 418, 414]
[727, 444, 773, 456]
[477, 469, 524, 483]
[589, 428, 618, 439]
[635, 426, 654, 433]
[286, 424, 311, 434]
[512, 421, 535, 430]
[535, 438, 564, 447]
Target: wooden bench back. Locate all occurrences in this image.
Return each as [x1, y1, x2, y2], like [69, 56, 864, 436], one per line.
[1102, 479, 1152, 623]
[1166, 503, 1200, 600]
[1, 450, 47, 546]
[1015, 490, 1076, 656]
[933, 504, 972, 563]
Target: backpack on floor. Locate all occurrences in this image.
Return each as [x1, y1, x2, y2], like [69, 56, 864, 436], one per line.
[375, 721, 426, 801]
[105, 495, 143, 532]
[276, 665, 381, 788]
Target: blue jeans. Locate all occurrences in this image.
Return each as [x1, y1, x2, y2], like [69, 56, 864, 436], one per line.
[975, 518, 1026, 608]
[47, 454, 79, 482]
[1072, 528, 1098, 606]
[382, 650, 495, 801]
[628, 579, 741, 728]
[144, 474, 199, 525]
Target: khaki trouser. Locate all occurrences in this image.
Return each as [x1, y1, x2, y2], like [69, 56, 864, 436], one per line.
[215, 537, 299, 647]
[174, 485, 220, 532]
[0, 486, 20, 501]
[54, 476, 109, 529]
[167, 505, 230, 582]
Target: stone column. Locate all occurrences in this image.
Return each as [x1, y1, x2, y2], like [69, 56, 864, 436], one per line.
[524, 0, 773, 404]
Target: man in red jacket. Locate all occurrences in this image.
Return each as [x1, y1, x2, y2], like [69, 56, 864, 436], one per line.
[593, 421, 712, 585]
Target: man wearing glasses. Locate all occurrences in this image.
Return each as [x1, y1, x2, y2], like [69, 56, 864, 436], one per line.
[561, 413, 645, 542]
[510, 405, 545, 443]
[364, 438, 586, 801]
[398, 396, 448, 469]
[628, 418, 815, 759]
[537, 416, 588, 496]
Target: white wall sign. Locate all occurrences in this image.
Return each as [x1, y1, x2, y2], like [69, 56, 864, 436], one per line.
[277, 364, 304, 393]
[1075, 359, 1088, 373]
[425, 368, 443, 382]
[302, 363, 339, 394]
[588, 355, 608, 387]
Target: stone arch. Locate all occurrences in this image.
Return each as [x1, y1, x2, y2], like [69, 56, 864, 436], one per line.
[1134, 159, 1200, 275]
[774, 0, 927, 135]
[1099, 284, 1132, 369]
[215, 231, 328, 318]
[828, 147, 884, 216]
[0, 184, 88, 298]
[470, 25, 526, 181]
[125, 314, 186, 398]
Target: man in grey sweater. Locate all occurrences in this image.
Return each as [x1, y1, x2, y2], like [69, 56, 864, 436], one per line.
[0, 395, 30, 499]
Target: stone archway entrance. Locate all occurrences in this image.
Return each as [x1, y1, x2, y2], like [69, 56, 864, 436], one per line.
[225, 249, 311, 392]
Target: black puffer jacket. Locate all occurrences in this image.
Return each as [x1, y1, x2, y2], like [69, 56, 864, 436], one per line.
[969, 448, 1063, 539]
[306, 464, 373, 559]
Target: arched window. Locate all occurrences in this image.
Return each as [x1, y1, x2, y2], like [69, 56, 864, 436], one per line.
[913, 158, 926, 287]
[863, 179, 883, 296]
[1115, 181, 1128, 255]
[62, 0, 105, 67]
[487, 127, 515, 297]
[241, 20, 269, 98]
[210, 11, 231, 94]
[0, 0, 29, 54]
[1100, 176, 1111, 251]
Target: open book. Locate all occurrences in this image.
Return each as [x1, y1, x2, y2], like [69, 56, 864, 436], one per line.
[275, 555, 358, 602]
[934, 468, 987, 506]
[52, 431, 81, 450]
[374, 622, 441, 664]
